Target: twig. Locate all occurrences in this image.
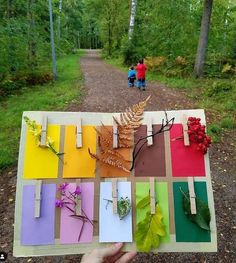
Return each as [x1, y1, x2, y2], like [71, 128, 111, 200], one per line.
[130, 113, 175, 171]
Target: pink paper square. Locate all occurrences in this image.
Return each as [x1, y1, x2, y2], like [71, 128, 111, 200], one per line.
[59, 183, 94, 244]
[170, 124, 206, 177]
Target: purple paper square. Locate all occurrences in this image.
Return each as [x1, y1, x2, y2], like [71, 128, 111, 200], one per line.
[21, 184, 56, 245]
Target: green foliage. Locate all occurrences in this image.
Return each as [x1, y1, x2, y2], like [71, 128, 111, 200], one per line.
[93, 0, 236, 77]
[208, 124, 222, 135]
[207, 123, 222, 143]
[0, 71, 53, 98]
[180, 188, 211, 231]
[224, 100, 236, 111]
[0, 53, 84, 170]
[220, 117, 236, 129]
[136, 195, 150, 209]
[205, 81, 233, 97]
[135, 203, 166, 252]
[0, 0, 88, 92]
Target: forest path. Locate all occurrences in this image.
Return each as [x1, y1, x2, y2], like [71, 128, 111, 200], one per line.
[67, 49, 194, 112]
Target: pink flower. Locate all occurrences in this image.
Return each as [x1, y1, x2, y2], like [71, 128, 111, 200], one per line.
[74, 186, 82, 196]
[55, 199, 64, 208]
[58, 182, 69, 192]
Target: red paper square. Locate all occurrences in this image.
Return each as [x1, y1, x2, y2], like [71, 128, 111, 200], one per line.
[170, 124, 205, 177]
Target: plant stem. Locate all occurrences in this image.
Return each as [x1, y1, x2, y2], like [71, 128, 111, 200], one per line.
[179, 187, 190, 201]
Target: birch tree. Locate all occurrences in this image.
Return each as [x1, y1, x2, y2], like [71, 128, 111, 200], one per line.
[48, 0, 57, 79]
[128, 0, 137, 39]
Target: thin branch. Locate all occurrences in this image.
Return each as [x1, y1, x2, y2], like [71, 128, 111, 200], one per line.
[130, 115, 175, 171]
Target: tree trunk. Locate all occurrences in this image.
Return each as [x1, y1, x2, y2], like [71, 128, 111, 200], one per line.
[7, 0, 13, 18]
[27, 0, 37, 69]
[128, 0, 137, 40]
[7, 0, 17, 72]
[48, 0, 57, 80]
[108, 13, 112, 56]
[193, 0, 213, 77]
[57, 0, 62, 51]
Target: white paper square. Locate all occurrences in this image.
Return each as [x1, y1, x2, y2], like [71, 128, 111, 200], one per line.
[99, 182, 133, 242]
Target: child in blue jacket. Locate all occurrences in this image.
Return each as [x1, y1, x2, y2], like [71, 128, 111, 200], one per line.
[128, 66, 136, 87]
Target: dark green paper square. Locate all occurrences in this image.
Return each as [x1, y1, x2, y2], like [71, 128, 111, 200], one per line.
[173, 182, 211, 242]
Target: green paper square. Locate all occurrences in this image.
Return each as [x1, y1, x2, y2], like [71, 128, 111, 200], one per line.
[173, 182, 211, 242]
[136, 182, 170, 243]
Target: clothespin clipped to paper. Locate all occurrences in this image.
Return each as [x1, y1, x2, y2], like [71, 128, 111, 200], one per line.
[40, 115, 48, 147]
[76, 118, 82, 148]
[34, 180, 42, 218]
[182, 114, 190, 146]
[149, 177, 156, 214]
[112, 178, 118, 214]
[147, 117, 153, 146]
[188, 177, 197, 214]
[75, 179, 82, 216]
[113, 118, 118, 149]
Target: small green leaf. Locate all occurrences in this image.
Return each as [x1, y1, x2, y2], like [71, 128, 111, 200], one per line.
[180, 188, 211, 231]
[136, 195, 150, 209]
[117, 197, 131, 220]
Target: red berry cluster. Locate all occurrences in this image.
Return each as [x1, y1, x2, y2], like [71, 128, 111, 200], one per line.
[187, 117, 211, 154]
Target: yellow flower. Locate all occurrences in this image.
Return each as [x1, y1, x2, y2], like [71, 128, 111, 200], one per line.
[46, 137, 54, 147]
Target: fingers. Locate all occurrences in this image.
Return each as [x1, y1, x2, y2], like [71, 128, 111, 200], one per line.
[94, 242, 124, 259]
[107, 251, 125, 263]
[115, 251, 137, 263]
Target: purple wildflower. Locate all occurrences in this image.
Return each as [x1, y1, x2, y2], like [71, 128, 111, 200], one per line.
[58, 182, 69, 192]
[55, 199, 64, 208]
[74, 186, 82, 196]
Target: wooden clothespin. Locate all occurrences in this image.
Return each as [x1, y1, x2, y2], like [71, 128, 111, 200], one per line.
[40, 115, 48, 147]
[113, 118, 118, 149]
[75, 179, 82, 216]
[147, 118, 153, 146]
[188, 177, 196, 214]
[112, 179, 118, 214]
[182, 114, 190, 146]
[149, 177, 156, 214]
[34, 180, 42, 218]
[76, 118, 82, 148]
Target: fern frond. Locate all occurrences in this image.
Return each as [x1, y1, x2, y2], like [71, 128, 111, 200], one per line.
[89, 97, 150, 173]
[100, 155, 130, 173]
[88, 148, 99, 160]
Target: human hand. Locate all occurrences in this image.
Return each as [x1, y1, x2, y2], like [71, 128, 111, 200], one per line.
[81, 242, 137, 263]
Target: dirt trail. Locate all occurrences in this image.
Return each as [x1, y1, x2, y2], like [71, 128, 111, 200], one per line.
[68, 50, 194, 112]
[0, 50, 235, 263]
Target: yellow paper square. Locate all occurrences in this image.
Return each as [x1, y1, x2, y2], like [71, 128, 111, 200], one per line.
[23, 125, 60, 179]
[62, 125, 96, 178]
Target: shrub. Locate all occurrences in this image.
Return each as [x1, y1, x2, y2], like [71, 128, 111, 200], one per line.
[144, 56, 166, 71]
[205, 81, 233, 97]
[0, 71, 53, 98]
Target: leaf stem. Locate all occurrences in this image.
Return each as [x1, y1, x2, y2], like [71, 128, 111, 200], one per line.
[179, 187, 190, 202]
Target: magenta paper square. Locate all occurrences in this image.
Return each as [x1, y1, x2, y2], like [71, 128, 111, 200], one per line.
[59, 182, 94, 244]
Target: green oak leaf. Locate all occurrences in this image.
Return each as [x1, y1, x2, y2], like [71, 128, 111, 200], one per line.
[136, 195, 150, 209]
[135, 203, 166, 252]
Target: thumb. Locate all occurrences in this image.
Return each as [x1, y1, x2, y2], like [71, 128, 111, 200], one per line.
[96, 242, 123, 258]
